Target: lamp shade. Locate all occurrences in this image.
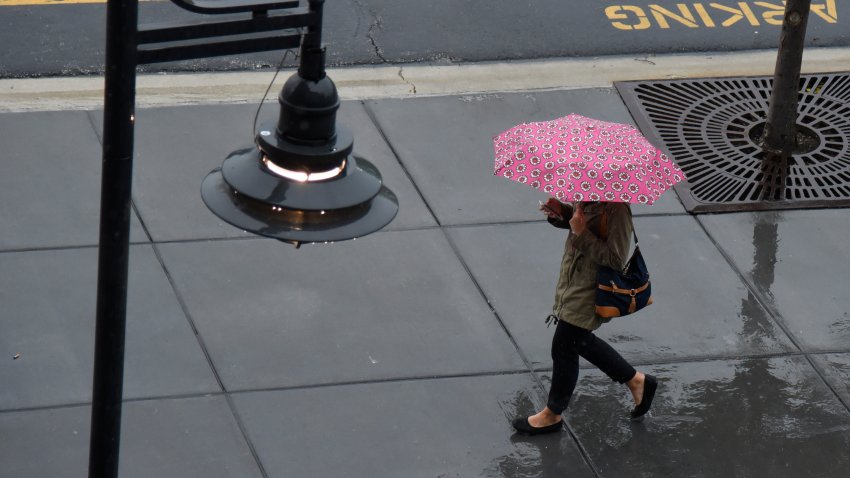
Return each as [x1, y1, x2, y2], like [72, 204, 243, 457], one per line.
[201, 46, 398, 244]
[201, 151, 398, 244]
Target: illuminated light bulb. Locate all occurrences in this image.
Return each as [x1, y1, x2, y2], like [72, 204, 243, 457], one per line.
[263, 156, 345, 183]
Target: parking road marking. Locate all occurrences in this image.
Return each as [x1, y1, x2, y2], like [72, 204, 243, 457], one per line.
[605, 1, 838, 30]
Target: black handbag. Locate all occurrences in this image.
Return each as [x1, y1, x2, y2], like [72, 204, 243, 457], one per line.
[595, 208, 652, 319]
[595, 236, 652, 318]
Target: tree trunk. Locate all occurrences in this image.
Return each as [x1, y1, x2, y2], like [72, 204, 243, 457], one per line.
[761, 0, 812, 158]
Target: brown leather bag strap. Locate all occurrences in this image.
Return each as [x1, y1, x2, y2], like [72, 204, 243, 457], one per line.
[599, 204, 638, 245]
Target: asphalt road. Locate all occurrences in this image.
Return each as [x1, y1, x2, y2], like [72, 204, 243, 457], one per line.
[0, 0, 847, 78]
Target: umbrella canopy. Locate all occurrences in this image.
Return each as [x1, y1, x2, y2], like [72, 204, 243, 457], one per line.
[493, 114, 686, 205]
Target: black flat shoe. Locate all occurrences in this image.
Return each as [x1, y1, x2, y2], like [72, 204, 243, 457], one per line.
[630, 374, 657, 420]
[512, 416, 563, 435]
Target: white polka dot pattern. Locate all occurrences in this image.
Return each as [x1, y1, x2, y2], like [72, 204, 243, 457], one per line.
[493, 114, 686, 205]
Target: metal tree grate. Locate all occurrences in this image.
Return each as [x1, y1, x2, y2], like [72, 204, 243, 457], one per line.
[616, 73, 850, 213]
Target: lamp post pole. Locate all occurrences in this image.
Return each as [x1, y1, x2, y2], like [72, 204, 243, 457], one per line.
[88, 0, 138, 476]
[87, 1, 396, 476]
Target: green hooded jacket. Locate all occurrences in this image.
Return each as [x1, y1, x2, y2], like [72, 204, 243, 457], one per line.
[550, 201, 634, 331]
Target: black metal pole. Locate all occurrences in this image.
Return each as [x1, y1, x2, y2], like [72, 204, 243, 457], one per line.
[761, 0, 811, 156]
[88, 0, 138, 476]
[298, 0, 325, 80]
[304, 0, 323, 50]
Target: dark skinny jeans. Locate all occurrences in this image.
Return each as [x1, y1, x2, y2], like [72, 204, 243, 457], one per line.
[547, 320, 636, 414]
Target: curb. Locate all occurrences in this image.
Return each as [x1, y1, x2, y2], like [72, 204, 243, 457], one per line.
[2, 47, 850, 112]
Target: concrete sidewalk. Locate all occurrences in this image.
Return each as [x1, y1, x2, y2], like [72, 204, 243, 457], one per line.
[2, 49, 850, 477]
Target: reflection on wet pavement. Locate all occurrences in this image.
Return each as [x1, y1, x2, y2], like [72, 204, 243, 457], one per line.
[566, 357, 850, 477]
[701, 209, 850, 351]
[485, 384, 598, 478]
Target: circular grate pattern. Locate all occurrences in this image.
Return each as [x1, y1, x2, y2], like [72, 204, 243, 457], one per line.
[619, 73, 850, 211]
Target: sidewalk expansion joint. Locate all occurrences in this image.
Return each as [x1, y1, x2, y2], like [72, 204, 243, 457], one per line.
[151, 235, 266, 246]
[223, 394, 270, 478]
[226, 370, 533, 396]
[362, 100, 442, 226]
[531, 350, 839, 372]
[0, 243, 100, 255]
[146, 233, 272, 476]
[439, 212, 692, 231]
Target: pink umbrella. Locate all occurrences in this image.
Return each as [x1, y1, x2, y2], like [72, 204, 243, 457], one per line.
[493, 114, 686, 204]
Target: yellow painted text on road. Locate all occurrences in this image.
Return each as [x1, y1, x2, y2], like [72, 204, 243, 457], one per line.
[606, 1, 838, 29]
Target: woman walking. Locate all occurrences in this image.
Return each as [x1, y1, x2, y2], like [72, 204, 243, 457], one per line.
[512, 198, 657, 435]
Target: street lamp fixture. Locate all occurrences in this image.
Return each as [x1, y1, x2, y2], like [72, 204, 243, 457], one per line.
[201, 36, 397, 245]
[90, 1, 397, 477]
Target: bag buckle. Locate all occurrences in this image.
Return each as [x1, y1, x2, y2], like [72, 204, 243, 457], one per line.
[545, 314, 558, 328]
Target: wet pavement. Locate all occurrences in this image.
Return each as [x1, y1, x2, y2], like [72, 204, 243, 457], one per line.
[2, 84, 850, 477]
